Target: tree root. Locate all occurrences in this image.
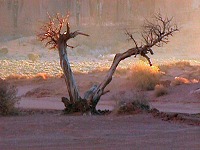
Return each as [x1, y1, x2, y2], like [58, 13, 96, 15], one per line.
[62, 97, 90, 114]
[61, 97, 110, 115]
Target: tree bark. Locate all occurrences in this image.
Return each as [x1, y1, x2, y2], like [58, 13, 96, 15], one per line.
[57, 36, 81, 103]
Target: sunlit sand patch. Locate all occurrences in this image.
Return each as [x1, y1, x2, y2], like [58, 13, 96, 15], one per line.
[0, 57, 199, 80]
[170, 77, 199, 86]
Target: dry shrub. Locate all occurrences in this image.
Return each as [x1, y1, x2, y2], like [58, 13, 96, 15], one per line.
[0, 47, 8, 55]
[113, 91, 150, 114]
[129, 62, 162, 90]
[6, 73, 55, 81]
[115, 68, 128, 76]
[174, 61, 191, 69]
[191, 79, 199, 83]
[25, 87, 52, 98]
[159, 61, 191, 72]
[27, 53, 40, 61]
[170, 77, 190, 86]
[34, 73, 52, 80]
[89, 67, 109, 74]
[154, 84, 168, 97]
[0, 79, 19, 115]
[158, 64, 170, 73]
[5, 74, 28, 80]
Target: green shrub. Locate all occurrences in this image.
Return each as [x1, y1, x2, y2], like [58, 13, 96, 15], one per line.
[0, 79, 19, 116]
[128, 62, 162, 90]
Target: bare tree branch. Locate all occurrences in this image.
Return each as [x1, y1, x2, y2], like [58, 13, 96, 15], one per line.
[37, 13, 89, 50]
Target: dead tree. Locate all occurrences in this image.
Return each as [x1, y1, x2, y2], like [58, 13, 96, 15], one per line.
[38, 13, 178, 114]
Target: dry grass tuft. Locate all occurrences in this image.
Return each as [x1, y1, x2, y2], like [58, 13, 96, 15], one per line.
[5, 74, 28, 80]
[154, 84, 168, 97]
[158, 61, 191, 72]
[0, 47, 8, 55]
[128, 62, 162, 90]
[5, 73, 56, 81]
[0, 78, 19, 116]
[191, 79, 199, 83]
[170, 77, 190, 86]
[27, 53, 41, 62]
[115, 68, 128, 76]
[89, 67, 109, 74]
[174, 61, 191, 68]
[113, 91, 150, 114]
[34, 73, 53, 80]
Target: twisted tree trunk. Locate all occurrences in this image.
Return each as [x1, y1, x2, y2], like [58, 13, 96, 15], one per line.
[84, 47, 151, 113]
[58, 36, 80, 103]
[57, 35, 90, 113]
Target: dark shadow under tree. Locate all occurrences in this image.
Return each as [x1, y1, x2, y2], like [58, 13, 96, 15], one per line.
[38, 13, 178, 114]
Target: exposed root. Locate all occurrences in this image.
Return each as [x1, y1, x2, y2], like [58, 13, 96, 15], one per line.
[62, 97, 90, 114]
[62, 97, 111, 115]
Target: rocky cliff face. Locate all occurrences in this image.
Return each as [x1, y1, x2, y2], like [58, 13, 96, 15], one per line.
[0, 0, 199, 41]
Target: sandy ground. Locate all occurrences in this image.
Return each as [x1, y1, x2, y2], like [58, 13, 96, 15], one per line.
[0, 70, 200, 149]
[1, 113, 200, 150]
[14, 72, 200, 114]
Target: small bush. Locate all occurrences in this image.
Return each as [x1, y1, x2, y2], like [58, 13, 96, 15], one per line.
[158, 61, 191, 72]
[170, 77, 190, 86]
[128, 62, 162, 90]
[34, 73, 52, 80]
[0, 47, 8, 56]
[0, 79, 19, 115]
[154, 84, 168, 97]
[27, 53, 40, 61]
[5, 74, 28, 80]
[114, 91, 150, 114]
[174, 61, 191, 69]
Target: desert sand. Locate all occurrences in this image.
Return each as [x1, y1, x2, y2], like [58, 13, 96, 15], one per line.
[1, 113, 200, 150]
[0, 68, 199, 149]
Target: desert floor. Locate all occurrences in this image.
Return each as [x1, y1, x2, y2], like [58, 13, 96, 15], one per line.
[0, 70, 200, 150]
[1, 113, 200, 150]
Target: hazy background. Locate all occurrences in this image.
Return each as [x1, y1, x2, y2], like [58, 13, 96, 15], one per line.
[0, 0, 200, 39]
[0, 0, 200, 62]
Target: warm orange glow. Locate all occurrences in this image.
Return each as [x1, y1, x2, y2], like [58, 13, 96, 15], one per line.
[131, 61, 160, 75]
[35, 73, 50, 80]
